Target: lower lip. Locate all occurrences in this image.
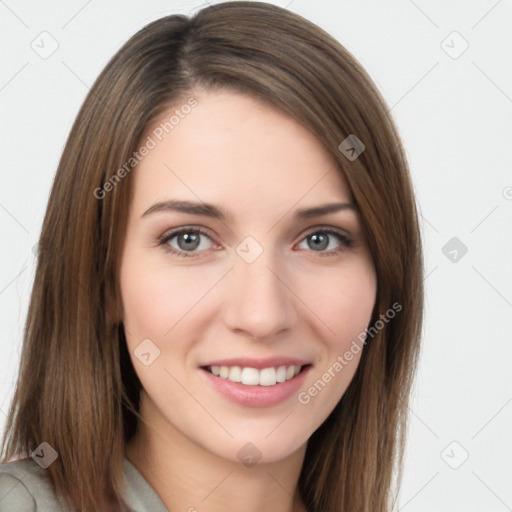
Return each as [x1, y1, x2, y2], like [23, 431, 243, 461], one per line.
[200, 366, 311, 408]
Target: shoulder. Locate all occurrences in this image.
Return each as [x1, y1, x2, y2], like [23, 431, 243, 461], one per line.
[0, 458, 66, 512]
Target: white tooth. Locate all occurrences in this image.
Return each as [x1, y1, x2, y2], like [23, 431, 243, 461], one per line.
[259, 367, 277, 386]
[276, 365, 287, 383]
[286, 366, 295, 380]
[241, 367, 260, 385]
[219, 366, 229, 378]
[228, 366, 242, 383]
[211, 365, 220, 376]
[294, 365, 302, 376]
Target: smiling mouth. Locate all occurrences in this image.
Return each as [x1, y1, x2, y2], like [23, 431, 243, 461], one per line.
[202, 364, 311, 386]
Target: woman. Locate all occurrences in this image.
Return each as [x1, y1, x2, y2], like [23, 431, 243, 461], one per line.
[0, 2, 423, 511]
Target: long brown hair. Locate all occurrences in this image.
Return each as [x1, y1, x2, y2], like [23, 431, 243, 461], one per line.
[1, 2, 423, 511]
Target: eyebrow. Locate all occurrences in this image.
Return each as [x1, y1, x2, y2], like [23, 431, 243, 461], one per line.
[141, 199, 357, 221]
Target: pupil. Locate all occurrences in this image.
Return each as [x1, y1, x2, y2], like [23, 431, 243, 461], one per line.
[309, 233, 328, 251]
[178, 232, 200, 251]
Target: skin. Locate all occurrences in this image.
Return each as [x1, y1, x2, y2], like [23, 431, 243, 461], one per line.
[121, 89, 377, 512]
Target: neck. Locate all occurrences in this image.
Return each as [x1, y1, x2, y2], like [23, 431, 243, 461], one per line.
[125, 396, 308, 512]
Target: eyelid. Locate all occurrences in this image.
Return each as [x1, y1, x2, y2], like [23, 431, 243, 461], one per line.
[159, 225, 217, 242]
[299, 225, 351, 240]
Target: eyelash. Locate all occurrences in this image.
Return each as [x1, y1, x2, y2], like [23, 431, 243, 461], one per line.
[157, 226, 354, 259]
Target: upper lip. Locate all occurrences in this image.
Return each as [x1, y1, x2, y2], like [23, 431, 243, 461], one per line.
[200, 357, 312, 370]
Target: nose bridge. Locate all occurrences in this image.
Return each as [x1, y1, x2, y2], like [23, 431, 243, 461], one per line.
[223, 241, 297, 338]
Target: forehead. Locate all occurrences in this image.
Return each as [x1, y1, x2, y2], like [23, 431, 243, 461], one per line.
[131, 90, 352, 213]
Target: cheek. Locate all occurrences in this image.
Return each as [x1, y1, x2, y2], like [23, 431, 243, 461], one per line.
[296, 259, 377, 348]
[294, 259, 376, 411]
[120, 267, 172, 338]
[332, 275, 376, 346]
[120, 250, 211, 338]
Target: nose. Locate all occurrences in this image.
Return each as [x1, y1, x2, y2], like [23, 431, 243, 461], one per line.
[222, 249, 298, 340]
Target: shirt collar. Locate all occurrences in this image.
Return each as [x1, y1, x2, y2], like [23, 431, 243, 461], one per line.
[122, 456, 169, 512]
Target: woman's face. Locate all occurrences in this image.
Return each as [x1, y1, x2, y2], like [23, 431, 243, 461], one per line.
[119, 89, 377, 464]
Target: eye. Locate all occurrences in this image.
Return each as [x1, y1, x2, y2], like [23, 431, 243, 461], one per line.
[158, 226, 354, 259]
[158, 228, 217, 257]
[296, 228, 353, 257]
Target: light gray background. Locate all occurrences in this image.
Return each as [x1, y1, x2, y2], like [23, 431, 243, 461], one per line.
[1, 1, 511, 510]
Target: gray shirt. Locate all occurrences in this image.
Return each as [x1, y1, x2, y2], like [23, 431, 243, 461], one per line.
[0, 457, 169, 512]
